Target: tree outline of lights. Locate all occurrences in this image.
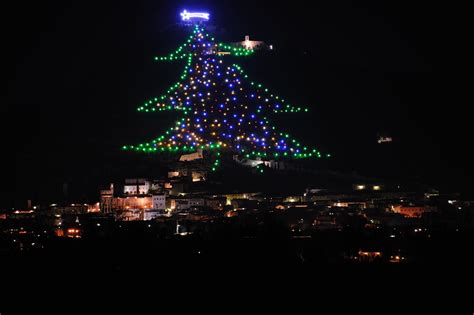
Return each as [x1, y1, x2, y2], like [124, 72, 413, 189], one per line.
[123, 22, 330, 172]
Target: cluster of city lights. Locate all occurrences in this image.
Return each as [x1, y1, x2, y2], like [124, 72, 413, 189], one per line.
[124, 23, 330, 170]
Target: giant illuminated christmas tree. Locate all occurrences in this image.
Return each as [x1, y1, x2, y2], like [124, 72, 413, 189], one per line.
[123, 10, 329, 171]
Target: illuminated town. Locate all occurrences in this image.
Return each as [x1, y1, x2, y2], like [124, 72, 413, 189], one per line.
[3, 159, 473, 264]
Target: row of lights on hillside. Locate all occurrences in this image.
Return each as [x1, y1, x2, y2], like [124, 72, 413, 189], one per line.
[356, 185, 381, 191]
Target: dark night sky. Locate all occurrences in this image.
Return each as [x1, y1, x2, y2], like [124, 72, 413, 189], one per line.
[5, 0, 473, 207]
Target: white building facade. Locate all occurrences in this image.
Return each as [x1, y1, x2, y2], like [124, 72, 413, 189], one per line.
[152, 194, 166, 210]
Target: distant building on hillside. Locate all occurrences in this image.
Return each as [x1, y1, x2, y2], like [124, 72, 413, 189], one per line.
[234, 35, 272, 50]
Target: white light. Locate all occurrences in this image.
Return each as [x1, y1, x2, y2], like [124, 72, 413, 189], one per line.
[181, 10, 210, 21]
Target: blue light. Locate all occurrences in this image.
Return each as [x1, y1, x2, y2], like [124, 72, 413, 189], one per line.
[181, 10, 210, 21]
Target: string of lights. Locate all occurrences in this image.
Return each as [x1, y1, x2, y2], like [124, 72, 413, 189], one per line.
[124, 25, 330, 170]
